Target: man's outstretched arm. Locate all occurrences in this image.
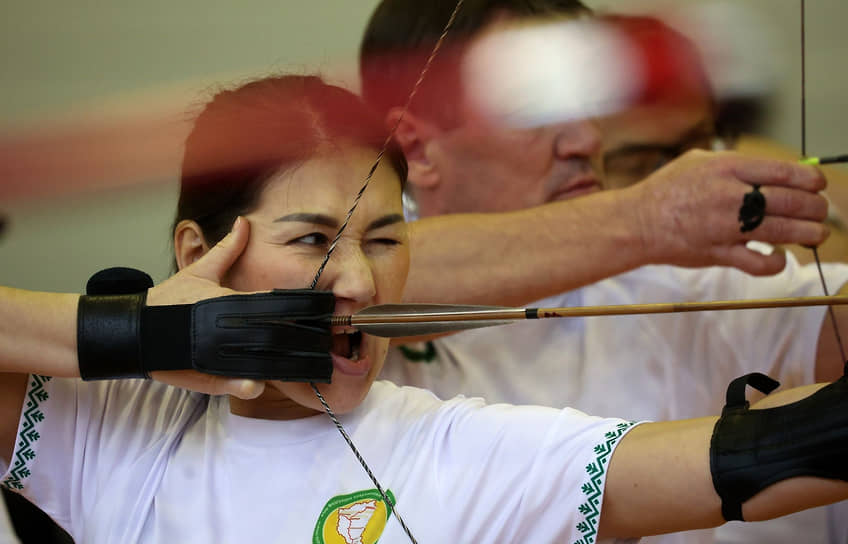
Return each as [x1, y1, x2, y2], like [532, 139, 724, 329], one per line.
[404, 151, 828, 305]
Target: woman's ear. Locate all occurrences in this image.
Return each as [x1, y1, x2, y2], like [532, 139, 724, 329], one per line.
[174, 219, 211, 271]
[386, 108, 441, 190]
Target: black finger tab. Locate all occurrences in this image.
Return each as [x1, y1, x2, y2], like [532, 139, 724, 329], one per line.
[192, 290, 335, 382]
[738, 184, 766, 233]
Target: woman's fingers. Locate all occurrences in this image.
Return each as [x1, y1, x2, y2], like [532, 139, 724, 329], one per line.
[188, 216, 250, 283]
[151, 369, 266, 399]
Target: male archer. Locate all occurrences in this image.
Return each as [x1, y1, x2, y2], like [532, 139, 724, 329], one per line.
[359, 2, 848, 544]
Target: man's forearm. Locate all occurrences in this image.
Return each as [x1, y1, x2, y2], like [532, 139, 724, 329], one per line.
[404, 152, 829, 306]
[405, 189, 645, 305]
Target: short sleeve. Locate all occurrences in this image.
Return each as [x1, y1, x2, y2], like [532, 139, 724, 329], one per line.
[418, 398, 641, 543]
[0, 376, 205, 539]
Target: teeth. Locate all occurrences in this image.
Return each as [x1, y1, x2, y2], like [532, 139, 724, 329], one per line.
[351, 331, 362, 361]
[331, 331, 362, 360]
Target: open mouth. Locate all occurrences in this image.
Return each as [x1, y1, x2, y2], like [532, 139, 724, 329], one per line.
[331, 330, 363, 360]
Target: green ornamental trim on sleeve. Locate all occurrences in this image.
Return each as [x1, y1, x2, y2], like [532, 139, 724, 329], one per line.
[573, 421, 636, 544]
[398, 341, 437, 363]
[2, 375, 51, 491]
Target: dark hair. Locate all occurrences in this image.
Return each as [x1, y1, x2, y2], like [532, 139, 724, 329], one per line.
[360, 0, 590, 127]
[714, 97, 767, 142]
[175, 75, 407, 255]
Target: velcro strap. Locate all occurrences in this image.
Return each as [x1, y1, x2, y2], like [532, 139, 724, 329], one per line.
[86, 267, 154, 296]
[142, 304, 192, 372]
[78, 293, 148, 379]
[722, 372, 780, 415]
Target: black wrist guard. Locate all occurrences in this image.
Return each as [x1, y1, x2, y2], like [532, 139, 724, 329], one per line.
[77, 267, 334, 383]
[710, 372, 848, 521]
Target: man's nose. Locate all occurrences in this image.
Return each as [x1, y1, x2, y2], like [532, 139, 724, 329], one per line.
[553, 119, 602, 159]
[327, 245, 377, 304]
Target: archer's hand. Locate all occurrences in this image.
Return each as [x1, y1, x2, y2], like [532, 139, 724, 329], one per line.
[631, 150, 828, 275]
[146, 217, 267, 399]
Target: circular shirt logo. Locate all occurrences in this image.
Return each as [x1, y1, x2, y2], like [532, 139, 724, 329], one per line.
[313, 489, 396, 544]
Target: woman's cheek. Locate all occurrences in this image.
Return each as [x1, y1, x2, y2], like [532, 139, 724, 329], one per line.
[369, 248, 405, 287]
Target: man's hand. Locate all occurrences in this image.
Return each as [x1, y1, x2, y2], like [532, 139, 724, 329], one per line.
[631, 150, 829, 275]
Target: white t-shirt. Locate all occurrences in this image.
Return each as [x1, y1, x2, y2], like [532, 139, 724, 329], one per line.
[382, 259, 848, 544]
[1, 376, 638, 544]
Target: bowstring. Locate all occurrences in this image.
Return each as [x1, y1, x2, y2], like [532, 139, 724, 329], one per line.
[800, 0, 848, 373]
[309, 0, 466, 290]
[307, 2, 466, 543]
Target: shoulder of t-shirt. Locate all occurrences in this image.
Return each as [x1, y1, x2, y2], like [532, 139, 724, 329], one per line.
[54, 376, 204, 402]
[39, 377, 209, 428]
[364, 381, 486, 420]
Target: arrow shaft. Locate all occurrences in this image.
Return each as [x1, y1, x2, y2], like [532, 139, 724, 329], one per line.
[332, 295, 848, 336]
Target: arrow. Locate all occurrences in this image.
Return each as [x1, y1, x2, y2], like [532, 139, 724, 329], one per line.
[332, 295, 848, 338]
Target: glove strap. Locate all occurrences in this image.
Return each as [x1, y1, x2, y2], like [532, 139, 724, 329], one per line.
[78, 292, 150, 379]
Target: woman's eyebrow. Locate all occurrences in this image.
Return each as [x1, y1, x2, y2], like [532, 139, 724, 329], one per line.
[272, 212, 404, 231]
[273, 213, 338, 228]
[366, 214, 405, 231]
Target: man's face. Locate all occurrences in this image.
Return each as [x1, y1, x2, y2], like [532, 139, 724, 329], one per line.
[598, 98, 715, 190]
[411, 16, 605, 216]
[420, 94, 604, 215]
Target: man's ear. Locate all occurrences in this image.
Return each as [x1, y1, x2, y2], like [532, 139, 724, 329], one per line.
[174, 219, 211, 271]
[386, 108, 441, 190]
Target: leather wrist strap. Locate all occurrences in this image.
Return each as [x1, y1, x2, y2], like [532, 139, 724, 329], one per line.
[78, 292, 150, 379]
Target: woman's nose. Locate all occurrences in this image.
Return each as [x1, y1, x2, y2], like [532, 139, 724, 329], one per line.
[326, 246, 376, 303]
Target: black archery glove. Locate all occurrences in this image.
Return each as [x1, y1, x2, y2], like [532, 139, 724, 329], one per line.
[710, 372, 848, 521]
[77, 267, 334, 383]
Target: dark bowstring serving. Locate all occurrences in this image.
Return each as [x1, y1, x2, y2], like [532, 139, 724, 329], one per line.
[304, 2, 467, 543]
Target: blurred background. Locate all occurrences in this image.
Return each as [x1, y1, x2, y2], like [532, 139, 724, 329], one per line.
[1, 0, 846, 291]
[0, 0, 846, 542]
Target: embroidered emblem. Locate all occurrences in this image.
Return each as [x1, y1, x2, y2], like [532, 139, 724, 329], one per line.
[398, 341, 437, 363]
[2, 375, 51, 491]
[313, 489, 396, 544]
[574, 421, 636, 544]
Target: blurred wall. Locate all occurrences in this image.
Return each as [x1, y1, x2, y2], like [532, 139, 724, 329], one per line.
[1, 0, 846, 291]
[588, 0, 848, 157]
[0, 0, 381, 289]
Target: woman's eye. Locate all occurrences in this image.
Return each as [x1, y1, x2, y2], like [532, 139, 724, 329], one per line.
[368, 237, 401, 247]
[289, 233, 330, 246]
